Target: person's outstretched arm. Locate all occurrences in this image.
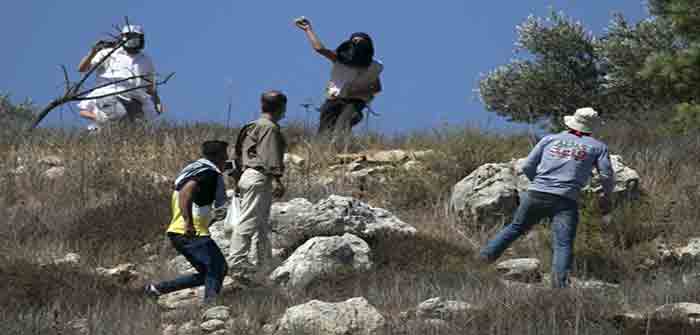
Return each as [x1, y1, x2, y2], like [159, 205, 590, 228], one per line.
[295, 18, 337, 63]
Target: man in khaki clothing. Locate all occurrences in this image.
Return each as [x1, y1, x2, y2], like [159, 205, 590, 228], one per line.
[229, 90, 287, 284]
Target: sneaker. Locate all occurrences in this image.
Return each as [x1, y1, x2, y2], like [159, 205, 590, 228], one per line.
[144, 283, 161, 299]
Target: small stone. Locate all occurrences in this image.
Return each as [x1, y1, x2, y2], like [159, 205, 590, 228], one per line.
[162, 324, 178, 335]
[39, 155, 64, 167]
[11, 165, 27, 175]
[67, 318, 89, 335]
[142, 243, 156, 254]
[366, 150, 409, 163]
[158, 288, 200, 310]
[284, 153, 306, 166]
[202, 306, 231, 321]
[569, 278, 620, 290]
[177, 321, 202, 335]
[411, 150, 437, 160]
[200, 319, 226, 332]
[43, 166, 66, 180]
[54, 253, 81, 266]
[496, 258, 542, 283]
[674, 238, 700, 262]
[95, 263, 140, 284]
[415, 297, 480, 321]
[402, 160, 424, 171]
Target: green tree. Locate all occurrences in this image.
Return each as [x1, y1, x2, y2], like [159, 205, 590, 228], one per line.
[479, 9, 678, 128]
[479, 12, 601, 127]
[644, 0, 700, 132]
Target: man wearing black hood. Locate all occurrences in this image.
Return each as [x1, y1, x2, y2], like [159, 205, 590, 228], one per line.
[296, 17, 383, 136]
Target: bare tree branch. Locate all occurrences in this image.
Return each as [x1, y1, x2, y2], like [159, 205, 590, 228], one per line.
[73, 73, 175, 101]
[74, 74, 149, 97]
[61, 65, 71, 94]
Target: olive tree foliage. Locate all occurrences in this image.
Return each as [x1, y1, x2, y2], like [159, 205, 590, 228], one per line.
[599, 14, 679, 121]
[644, 0, 700, 132]
[479, 10, 678, 129]
[479, 13, 600, 126]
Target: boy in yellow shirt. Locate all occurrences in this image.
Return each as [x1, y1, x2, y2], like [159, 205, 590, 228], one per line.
[146, 141, 229, 303]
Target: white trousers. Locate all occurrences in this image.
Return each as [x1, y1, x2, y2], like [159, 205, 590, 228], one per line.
[228, 169, 273, 273]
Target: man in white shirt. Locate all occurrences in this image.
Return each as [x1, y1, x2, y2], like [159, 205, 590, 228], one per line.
[77, 24, 162, 129]
[295, 17, 383, 136]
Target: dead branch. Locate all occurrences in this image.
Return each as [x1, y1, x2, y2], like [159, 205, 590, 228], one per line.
[28, 17, 174, 131]
[74, 74, 149, 97]
[73, 73, 175, 101]
[61, 65, 71, 94]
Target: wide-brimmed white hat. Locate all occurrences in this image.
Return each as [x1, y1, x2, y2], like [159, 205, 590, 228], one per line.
[121, 25, 144, 35]
[564, 107, 600, 133]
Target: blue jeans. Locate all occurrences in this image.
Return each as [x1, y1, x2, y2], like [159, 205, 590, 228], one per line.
[155, 234, 228, 302]
[480, 191, 579, 288]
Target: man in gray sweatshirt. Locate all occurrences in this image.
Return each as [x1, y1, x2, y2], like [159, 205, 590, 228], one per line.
[479, 107, 615, 288]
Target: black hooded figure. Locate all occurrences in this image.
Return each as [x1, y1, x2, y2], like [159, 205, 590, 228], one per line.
[335, 33, 375, 68]
[296, 18, 384, 137]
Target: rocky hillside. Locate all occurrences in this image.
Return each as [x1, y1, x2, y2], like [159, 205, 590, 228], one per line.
[2, 123, 700, 334]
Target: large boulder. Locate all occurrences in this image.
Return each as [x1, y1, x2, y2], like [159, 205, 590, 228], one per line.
[449, 159, 528, 228]
[268, 297, 386, 335]
[171, 195, 414, 275]
[270, 195, 416, 251]
[269, 233, 372, 290]
[450, 155, 640, 229]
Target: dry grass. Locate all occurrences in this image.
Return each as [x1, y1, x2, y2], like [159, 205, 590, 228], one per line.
[1, 121, 699, 334]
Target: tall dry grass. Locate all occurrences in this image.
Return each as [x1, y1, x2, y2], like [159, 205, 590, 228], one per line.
[1, 121, 699, 334]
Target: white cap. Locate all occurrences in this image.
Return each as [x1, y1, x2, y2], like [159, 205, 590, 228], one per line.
[564, 107, 600, 133]
[122, 25, 144, 35]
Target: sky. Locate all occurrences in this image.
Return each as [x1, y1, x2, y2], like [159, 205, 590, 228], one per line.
[1, 1, 647, 134]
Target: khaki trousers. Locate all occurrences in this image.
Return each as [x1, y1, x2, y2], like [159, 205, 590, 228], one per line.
[229, 169, 273, 273]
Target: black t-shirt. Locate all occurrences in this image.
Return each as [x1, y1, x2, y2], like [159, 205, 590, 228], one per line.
[176, 170, 219, 206]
